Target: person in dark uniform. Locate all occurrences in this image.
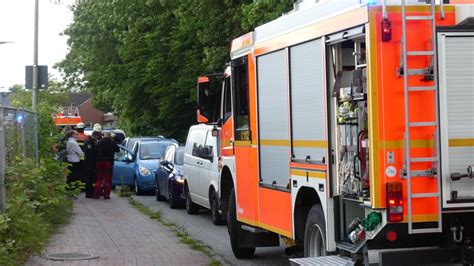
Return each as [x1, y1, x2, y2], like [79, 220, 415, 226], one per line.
[84, 130, 101, 198]
[95, 132, 119, 199]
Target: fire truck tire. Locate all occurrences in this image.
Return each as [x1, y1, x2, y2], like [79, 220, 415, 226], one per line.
[185, 186, 199, 214]
[304, 204, 327, 257]
[228, 188, 256, 258]
[210, 190, 225, 225]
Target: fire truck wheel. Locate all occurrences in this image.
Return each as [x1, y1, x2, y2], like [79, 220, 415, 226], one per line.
[228, 188, 255, 258]
[304, 204, 327, 257]
[185, 186, 199, 214]
[210, 190, 225, 225]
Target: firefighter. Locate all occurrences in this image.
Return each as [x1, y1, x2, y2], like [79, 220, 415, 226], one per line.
[75, 122, 87, 149]
[95, 131, 119, 199]
[84, 125, 102, 198]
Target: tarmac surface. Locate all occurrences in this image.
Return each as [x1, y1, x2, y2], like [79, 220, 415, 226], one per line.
[27, 194, 212, 266]
[131, 194, 290, 266]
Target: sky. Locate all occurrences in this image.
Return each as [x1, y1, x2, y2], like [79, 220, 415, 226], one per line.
[0, 0, 74, 91]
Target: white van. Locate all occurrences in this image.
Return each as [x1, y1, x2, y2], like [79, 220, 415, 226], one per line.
[183, 124, 224, 225]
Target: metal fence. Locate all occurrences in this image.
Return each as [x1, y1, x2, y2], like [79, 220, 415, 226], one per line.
[0, 105, 39, 212]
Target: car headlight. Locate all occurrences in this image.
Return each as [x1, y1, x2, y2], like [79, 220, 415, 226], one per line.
[175, 175, 185, 184]
[139, 165, 151, 176]
[170, 172, 185, 184]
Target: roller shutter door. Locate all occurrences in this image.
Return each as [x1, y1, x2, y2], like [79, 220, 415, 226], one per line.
[257, 50, 290, 188]
[438, 32, 474, 207]
[290, 38, 326, 163]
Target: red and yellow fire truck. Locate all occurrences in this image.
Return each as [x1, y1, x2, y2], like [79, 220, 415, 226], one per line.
[52, 106, 82, 128]
[196, 0, 474, 264]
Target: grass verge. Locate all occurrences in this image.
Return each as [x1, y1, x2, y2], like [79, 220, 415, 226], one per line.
[126, 196, 221, 266]
[0, 158, 79, 264]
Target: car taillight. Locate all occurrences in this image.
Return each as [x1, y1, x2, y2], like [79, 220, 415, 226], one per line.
[381, 18, 392, 42]
[386, 182, 403, 222]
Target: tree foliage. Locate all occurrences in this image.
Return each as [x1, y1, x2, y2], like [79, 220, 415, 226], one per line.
[59, 0, 293, 141]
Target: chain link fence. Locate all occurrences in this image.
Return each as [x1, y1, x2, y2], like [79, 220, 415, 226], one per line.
[0, 106, 39, 212]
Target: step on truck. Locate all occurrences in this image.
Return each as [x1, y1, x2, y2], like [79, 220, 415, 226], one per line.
[196, 0, 474, 264]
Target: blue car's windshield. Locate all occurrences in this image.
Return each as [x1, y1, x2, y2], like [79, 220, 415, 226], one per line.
[139, 141, 172, 160]
[174, 147, 185, 165]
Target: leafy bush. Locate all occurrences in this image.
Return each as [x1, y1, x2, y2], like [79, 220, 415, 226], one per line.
[0, 158, 77, 264]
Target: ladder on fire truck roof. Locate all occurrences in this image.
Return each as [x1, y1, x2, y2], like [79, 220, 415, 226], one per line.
[400, 0, 443, 234]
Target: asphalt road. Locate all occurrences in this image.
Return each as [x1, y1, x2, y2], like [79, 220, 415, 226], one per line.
[132, 194, 291, 266]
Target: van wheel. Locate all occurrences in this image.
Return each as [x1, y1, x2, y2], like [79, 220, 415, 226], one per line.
[304, 204, 326, 257]
[228, 188, 255, 258]
[185, 186, 199, 214]
[210, 190, 224, 225]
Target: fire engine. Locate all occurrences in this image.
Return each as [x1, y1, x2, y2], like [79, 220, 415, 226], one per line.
[196, 0, 474, 264]
[52, 106, 82, 128]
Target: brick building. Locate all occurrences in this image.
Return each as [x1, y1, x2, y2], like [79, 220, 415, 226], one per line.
[60, 92, 117, 129]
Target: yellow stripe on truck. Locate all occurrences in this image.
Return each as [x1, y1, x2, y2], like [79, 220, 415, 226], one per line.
[449, 138, 474, 147]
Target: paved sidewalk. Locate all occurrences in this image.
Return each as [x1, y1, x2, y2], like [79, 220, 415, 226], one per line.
[28, 194, 211, 266]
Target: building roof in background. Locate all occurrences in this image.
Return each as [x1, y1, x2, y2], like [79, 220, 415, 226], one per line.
[66, 92, 91, 106]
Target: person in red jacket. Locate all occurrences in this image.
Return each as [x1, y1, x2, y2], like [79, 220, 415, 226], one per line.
[95, 132, 119, 199]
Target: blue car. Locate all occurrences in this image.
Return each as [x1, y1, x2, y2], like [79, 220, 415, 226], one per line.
[112, 138, 177, 195]
[155, 145, 185, 208]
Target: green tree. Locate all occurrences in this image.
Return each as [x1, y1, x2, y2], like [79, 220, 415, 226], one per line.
[59, 0, 294, 141]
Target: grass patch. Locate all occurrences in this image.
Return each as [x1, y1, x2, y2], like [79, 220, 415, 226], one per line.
[117, 185, 132, 198]
[127, 197, 221, 266]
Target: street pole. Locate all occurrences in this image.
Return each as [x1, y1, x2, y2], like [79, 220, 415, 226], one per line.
[33, 0, 39, 166]
[0, 94, 5, 213]
[33, 0, 39, 112]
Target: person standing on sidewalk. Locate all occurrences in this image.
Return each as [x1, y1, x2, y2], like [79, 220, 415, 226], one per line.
[75, 122, 87, 185]
[84, 130, 101, 198]
[95, 132, 119, 199]
[66, 130, 85, 189]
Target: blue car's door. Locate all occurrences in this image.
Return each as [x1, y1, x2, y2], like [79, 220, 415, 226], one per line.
[112, 146, 135, 186]
[156, 166, 170, 198]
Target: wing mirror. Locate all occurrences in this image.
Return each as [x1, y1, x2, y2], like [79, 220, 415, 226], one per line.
[160, 160, 174, 172]
[123, 152, 134, 162]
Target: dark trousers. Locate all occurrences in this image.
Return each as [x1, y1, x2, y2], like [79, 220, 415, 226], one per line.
[95, 161, 113, 198]
[85, 163, 96, 197]
[67, 161, 84, 190]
